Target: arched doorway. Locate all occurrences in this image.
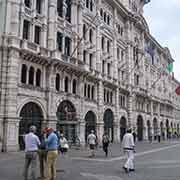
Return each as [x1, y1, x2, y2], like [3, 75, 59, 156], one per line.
[147, 120, 151, 141]
[153, 118, 158, 140]
[166, 119, 169, 139]
[137, 115, 143, 141]
[85, 111, 96, 142]
[103, 109, 114, 142]
[56, 100, 77, 143]
[120, 117, 127, 141]
[19, 102, 44, 150]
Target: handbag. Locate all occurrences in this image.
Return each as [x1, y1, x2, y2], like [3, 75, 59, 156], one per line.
[64, 143, 69, 149]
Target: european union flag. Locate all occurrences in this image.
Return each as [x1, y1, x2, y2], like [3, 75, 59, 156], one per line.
[142, 0, 151, 4]
[145, 41, 155, 63]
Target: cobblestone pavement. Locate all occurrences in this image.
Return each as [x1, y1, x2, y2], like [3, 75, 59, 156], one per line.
[1, 141, 180, 180]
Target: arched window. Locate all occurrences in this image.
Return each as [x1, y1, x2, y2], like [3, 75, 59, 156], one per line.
[89, 29, 93, 43]
[84, 83, 87, 97]
[88, 84, 91, 99]
[29, 66, 34, 85]
[90, 0, 93, 11]
[21, 64, 27, 84]
[86, 0, 89, 8]
[91, 86, 94, 100]
[64, 76, 69, 92]
[100, 9, 103, 17]
[36, 69, 41, 87]
[56, 73, 60, 91]
[83, 24, 86, 40]
[72, 79, 77, 94]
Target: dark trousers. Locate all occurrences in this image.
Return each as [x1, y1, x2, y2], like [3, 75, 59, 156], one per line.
[158, 135, 161, 143]
[24, 151, 37, 180]
[38, 149, 47, 178]
[103, 143, 109, 157]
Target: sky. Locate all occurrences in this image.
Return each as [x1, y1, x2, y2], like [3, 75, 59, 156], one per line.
[143, 0, 180, 81]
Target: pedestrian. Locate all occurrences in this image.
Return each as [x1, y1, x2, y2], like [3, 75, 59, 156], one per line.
[122, 128, 135, 173]
[38, 128, 48, 179]
[132, 131, 137, 143]
[157, 129, 161, 143]
[149, 127, 153, 143]
[24, 125, 41, 180]
[87, 130, 97, 158]
[59, 133, 69, 155]
[102, 132, 110, 157]
[46, 128, 59, 180]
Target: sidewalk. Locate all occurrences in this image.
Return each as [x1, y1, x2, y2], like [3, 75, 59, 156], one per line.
[0, 140, 179, 160]
[67, 140, 180, 159]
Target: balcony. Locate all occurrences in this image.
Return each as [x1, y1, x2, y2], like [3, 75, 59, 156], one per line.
[20, 40, 40, 53]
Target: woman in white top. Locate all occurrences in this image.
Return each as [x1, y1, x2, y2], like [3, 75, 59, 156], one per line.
[59, 133, 69, 154]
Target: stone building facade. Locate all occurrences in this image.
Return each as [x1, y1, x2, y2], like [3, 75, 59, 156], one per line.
[0, 0, 180, 151]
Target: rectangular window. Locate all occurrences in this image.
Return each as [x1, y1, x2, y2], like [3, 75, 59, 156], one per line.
[66, 0, 71, 23]
[23, 20, 30, 40]
[57, 32, 63, 51]
[57, 0, 63, 17]
[36, 0, 41, 14]
[102, 60, 105, 74]
[83, 50, 87, 63]
[89, 54, 93, 69]
[107, 63, 110, 75]
[117, 48, 120, 59]
[135, 74, 139, 86]
[121, 71, 125, 81]
[65, 37, 71, 56]
[24, 0, 31, 8]
[34, 26, 41, 44]
[121, 51, 124, 61]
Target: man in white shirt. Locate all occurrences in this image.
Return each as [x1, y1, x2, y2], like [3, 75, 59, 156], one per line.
[122, 128, 135, 173]
[87, 130, 97, 157]
[24, 125, 40, 180]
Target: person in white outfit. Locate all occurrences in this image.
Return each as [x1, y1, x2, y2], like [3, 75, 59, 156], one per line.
[87, 130, 97, 157]
[122, 128, 135, 173]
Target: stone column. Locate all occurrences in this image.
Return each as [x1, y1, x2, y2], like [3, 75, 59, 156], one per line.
[1, 49, 19, 151]
[96, 122, 104, 145]
[114, 88, 120, 142]
[114, 122, 120, 143]
[76, 0, 84, 63]
[47, 0, 56, 50]
[46, 66, 57, 128]
[10, 0, 20, 36]
[97, 81, 104, 143]
[79, 121, 85, 145]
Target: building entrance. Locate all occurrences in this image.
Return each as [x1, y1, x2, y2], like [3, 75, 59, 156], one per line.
[19, 102, 43, 150]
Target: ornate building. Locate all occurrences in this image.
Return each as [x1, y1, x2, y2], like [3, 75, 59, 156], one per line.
[0, 0, 180, 151]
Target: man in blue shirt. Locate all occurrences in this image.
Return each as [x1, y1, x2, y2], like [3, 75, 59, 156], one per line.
[46, 128, 58, 180]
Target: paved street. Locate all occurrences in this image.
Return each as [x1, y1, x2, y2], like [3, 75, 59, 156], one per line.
[1, 141, 180, 180]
